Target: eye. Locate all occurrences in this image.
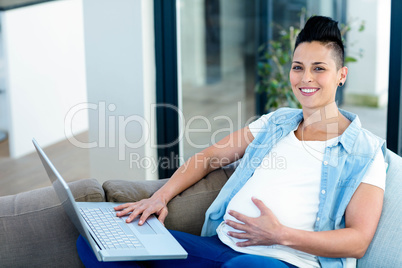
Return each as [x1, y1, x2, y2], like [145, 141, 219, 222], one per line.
[314, 67, 325, 71]
[292, 65, 302, 71]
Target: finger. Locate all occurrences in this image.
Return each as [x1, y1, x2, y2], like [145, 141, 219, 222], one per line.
[157, 208, 168, 225]
[251, 197, 271, 215]
[117, 207, 135, 217]
[124, 203, 148, 222]
[228, 210, 249, 224]
[138, 208, 153, 225]
[125, 209, 142, 223]
[114, 202, 133, 211]
[225, 219, 247, 232]
[236, 241, 253, 247]
[227, 231, 248, 240]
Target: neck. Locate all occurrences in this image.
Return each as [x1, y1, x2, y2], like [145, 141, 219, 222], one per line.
[302, 102, 340, 128]
[299, 102, 350, 139]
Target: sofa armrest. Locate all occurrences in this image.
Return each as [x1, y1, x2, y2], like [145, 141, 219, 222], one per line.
[357, 149, 402, 267]
[103, 165, 235, 235]
[0, 178, 104, 267]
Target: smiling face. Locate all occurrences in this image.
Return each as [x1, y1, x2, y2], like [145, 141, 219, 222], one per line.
[290, 41, 348, 111]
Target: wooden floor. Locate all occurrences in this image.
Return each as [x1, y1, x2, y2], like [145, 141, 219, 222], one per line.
[0, 132, 90, 197]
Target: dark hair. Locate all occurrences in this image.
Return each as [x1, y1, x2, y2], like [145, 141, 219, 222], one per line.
[294, 16, 344, 69]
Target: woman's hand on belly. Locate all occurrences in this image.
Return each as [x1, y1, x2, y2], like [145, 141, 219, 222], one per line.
[225, 197, 285, 247]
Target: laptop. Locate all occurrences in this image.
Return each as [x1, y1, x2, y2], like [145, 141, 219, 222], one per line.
[32, 138, 187, 262]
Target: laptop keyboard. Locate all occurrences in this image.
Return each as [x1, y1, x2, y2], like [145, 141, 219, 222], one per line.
[80, 208, 144, 250]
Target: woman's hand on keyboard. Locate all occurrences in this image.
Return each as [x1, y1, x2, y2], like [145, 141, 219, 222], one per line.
[114, 195, 168, 226]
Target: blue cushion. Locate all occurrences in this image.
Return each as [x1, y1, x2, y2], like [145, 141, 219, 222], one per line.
[358, 149, 402, 267]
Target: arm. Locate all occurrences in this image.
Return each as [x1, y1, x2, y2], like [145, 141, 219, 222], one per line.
[226, 183, 384, 258]
[115, 126, 254, 225]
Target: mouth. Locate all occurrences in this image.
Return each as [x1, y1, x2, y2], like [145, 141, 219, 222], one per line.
[299, 87, 320, 96]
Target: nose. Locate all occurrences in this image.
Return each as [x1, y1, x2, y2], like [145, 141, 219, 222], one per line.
[302, 70, 313, 83]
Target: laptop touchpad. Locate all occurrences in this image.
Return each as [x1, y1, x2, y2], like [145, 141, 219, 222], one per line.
[121, 215, 157, 235]
[132, 221, 156, 235]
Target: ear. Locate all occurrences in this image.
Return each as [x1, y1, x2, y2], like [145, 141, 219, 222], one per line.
[339, 66, 348, 85]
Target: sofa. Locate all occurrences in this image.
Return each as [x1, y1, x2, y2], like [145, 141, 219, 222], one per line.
[1, 149, 401, 268]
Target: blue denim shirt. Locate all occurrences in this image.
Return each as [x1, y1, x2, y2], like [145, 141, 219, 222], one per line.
[201, 108, 386, 268]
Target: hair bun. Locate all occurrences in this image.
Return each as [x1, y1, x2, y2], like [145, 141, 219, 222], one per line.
[295, 16, 345, 68]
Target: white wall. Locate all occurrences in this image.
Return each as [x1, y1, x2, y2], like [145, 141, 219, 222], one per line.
[82, 0, 157, 183]
[375, 0, 391, 106]
[1, 0, 88, 157]
[345, 0, 391, 107]
[0, 28, 8, 132]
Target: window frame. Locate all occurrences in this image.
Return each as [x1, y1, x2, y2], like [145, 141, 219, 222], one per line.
[386, 0, 402, 155]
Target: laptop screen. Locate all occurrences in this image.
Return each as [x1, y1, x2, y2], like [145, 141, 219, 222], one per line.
[33, 139, 89, 240]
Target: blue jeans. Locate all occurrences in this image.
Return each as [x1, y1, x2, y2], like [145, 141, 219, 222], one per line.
[76, 230, 297, 268]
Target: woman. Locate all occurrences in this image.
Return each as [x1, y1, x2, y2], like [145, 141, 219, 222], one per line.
[77, 16, 386, 267]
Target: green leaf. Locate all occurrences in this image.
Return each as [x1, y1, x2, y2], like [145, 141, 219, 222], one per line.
[345, 56, 357, 63]
[358, 21, 365, 32]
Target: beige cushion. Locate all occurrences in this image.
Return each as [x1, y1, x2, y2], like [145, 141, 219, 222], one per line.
[0, 178, 104, 267]
[103, 166, 235, 235]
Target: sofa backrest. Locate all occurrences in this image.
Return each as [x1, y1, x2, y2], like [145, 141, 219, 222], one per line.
[358, 149, 402, 267]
